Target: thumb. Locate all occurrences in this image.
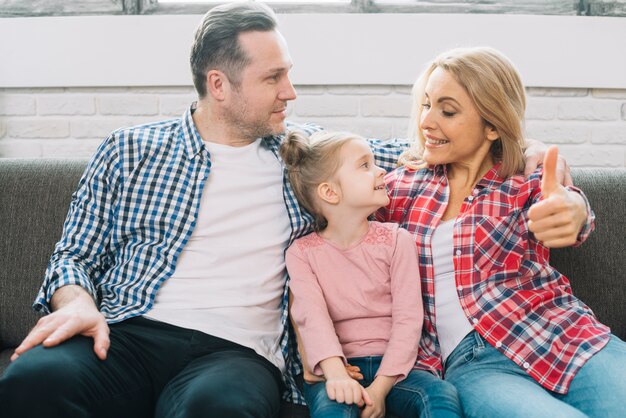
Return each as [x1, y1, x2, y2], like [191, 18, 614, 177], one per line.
[92, 323, 110, 361]
[361, 386, 373, 407]
[541, 145, 559, 198]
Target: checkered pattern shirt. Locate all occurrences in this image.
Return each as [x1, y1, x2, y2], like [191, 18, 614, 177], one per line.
[34, 103, 408, 404]
[375, 163, 611, 394]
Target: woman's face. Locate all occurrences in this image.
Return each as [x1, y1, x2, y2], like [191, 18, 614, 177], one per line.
[419, 67, 498, 168]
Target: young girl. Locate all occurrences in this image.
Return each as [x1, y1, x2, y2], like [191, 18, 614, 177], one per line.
[281, 131, 462, 418]
[377, 47, 626, 417]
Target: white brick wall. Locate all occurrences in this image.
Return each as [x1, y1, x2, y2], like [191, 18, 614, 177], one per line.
[1, 85, 625, 167]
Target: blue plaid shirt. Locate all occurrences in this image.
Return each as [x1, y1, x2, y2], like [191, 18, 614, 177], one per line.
[34, 103, 408, 404]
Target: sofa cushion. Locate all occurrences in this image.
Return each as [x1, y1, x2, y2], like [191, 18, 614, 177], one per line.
[0, 159, 86, 349]
[550, 168, 626, 339]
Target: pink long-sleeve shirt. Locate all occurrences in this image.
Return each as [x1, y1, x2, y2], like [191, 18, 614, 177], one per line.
[286, 221, 423, 381]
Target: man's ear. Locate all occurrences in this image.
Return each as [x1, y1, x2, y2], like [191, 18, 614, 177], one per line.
[317, 182, 340, 205]
[206, 70, 227, 101]
[485, 123, 500, 142]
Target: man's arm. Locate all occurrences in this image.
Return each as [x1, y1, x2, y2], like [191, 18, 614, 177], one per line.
[367, 137, 573, 186]
[14, 135, 122, 361]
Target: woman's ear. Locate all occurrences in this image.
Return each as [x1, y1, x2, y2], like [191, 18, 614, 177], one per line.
[485, 123, 500, 142]
[317, 182, 340, 205]
[206, 70, 227, 101]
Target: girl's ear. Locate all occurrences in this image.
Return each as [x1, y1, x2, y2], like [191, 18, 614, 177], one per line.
[317, 182, 340, 205]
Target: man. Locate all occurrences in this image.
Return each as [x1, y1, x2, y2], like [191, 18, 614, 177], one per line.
[0, 2, 568, 417]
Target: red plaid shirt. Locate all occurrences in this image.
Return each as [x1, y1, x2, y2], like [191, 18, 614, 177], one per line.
[375, 163, 611, 394]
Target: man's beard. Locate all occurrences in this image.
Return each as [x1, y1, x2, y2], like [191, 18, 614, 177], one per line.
[224, 98, 284, 141]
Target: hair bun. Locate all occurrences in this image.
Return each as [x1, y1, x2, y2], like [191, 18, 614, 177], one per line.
[280, 130, 311, 170]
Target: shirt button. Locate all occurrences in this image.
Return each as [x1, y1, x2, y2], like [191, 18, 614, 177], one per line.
[523, 362, 530, 369]
[467, 195, 474, 201]
[457, 285, 463, 292]
[190, 216, 196, 222]
[495, 341, 503, 348]
[455, 250, 462, 256]
[472, 189, 479, 195]
[472, 318, 479, 324]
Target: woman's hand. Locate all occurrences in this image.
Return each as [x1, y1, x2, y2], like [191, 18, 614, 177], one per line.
[303, 363, 364, 383]
[529, 146, 587, 247]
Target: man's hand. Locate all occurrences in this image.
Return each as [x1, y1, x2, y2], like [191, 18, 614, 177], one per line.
[524, 138, 573, 186]
[11, 285, 109, 361]
[528, 146, 587, 248]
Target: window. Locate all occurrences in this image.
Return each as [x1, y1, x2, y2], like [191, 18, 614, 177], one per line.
[0, 0, 623, 16]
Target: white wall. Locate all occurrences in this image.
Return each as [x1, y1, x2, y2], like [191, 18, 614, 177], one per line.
[2, 14, 626, 88]
[0, 13, 625, 165]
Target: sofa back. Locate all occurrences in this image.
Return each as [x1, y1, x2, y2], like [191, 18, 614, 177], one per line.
[0, 160, 624, 355]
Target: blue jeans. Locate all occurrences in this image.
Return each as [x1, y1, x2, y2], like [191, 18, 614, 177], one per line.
[444, 331, 626, 418]
[303, 356, 462, 418]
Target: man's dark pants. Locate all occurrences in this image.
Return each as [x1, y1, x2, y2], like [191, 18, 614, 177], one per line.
[0, 316, 283, 417]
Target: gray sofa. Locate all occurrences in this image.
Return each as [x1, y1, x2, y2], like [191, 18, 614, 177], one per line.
[1, 159, 625, 417]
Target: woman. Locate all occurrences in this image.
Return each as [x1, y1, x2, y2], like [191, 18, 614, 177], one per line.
[376, 47, 626, 417]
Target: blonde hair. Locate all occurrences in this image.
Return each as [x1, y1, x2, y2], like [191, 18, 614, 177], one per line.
[402, 47, 526, 178]
[280, 130, 362, 230]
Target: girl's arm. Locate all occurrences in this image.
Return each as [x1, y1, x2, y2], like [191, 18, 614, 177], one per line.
[286, 244, 347, 376]
[376, 227, 423, 382]
[287, 245, 371, 407]
[288, 290, 323, 384]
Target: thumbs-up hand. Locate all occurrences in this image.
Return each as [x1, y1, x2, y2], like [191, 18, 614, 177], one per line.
[528, 146, 587, 248]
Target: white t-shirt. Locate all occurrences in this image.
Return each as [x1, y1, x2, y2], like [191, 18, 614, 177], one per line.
[146, 138, 290, 372]
[431, 219, 474, 361]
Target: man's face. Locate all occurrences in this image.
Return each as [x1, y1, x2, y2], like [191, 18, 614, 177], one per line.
[222, 30, 297, 140]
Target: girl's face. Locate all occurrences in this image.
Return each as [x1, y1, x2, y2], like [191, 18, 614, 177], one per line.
[419, 67, 498, 168]
[333, 139, 389, 212]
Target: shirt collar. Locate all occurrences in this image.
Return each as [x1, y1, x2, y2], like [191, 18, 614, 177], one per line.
[179, 102, 205, 159]
[432, 162, 505, 190]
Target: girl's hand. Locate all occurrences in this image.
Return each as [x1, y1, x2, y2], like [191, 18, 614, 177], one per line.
[320, 357, 372, 406]
[529, 146, 587, 248]
[360, 375, 395, 418]
[325, 376, 366, 405]
[360, 386, 386, 418]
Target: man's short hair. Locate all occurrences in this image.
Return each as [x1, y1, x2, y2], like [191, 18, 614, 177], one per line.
[190, 2, 278, 98]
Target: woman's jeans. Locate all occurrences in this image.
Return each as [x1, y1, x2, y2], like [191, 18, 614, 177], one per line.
[444, 331, 626, 418]
[303, 356, 462, 418]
